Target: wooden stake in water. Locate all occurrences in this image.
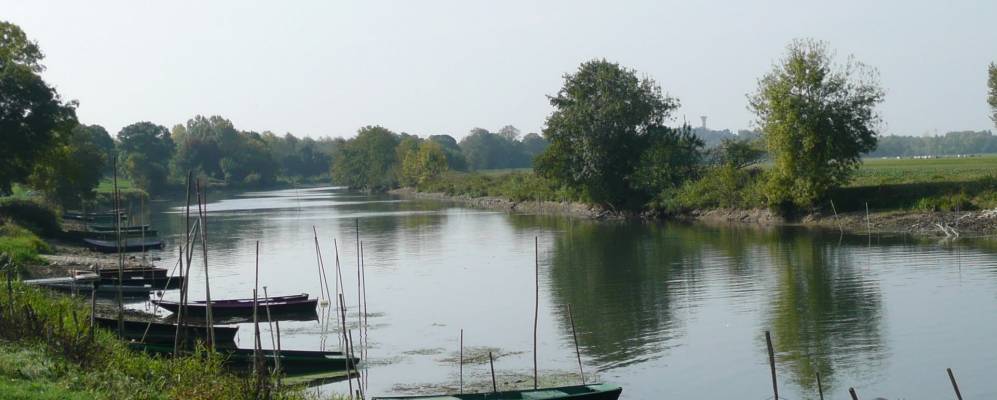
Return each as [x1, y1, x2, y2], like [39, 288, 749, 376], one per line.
[947, 368, 963, 400]
[567, 304, 585, 384]
[865, 202, 871, 235]
[459, 329, 464, 394]
[489, 351, 497, 393]
[849, 387, 859, 400]
[765, 331, 778, 400]
[312, 226, 329, 303]
[339, 294, 354, 400]
[533, 236, 539, 390]
[197, 183, 215, 349]
[113, 155, 124, 336]
[816, 371, 824, 400]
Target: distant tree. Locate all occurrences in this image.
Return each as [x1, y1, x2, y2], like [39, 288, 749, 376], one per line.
[459, 128, 525, 170]
[118, 122, 174, 192]
[0, 21, 78, 194]
[498, 125, 521, 141]
[74, 124, 115, 174]
[428, 134, 467, 171]
[989, 63, 997, 127]
[519, 132, 549, 159]
[400, 141, 448, 186]
[331, 125, 400, 191]
[536, 59, 680, 208]
[749, 39, 883, 209]
[710, 138, 766, 169]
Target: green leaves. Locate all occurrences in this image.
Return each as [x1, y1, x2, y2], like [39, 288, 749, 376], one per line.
[988, 63, 997, 127]
[749, 39, 884, 209]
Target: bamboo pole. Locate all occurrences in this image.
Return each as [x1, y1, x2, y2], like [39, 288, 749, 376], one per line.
[360, 240, 369, 390]
[489, 351, 497, 393]
[197, 182, 215, 349]
[348, 329, 364, 400]
[459, 329, 463, 394]
[263, 286, 279, 373]
[947, 368, 963, 400]
[765, 331, 778, 400]
[311, 226, 329, 303]
[339, 294, 354, 400]
[816, 371, 824, 400]
[113, 156, 124, 336]
[849, 387, 859, 400]
[174, 172, 192, 353]
[533, 236, 539, 390]
[567, 304, 585, 384]
[253, 288, 261, 375]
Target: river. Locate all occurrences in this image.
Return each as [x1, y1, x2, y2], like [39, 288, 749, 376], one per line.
[140, 186, 997, 399]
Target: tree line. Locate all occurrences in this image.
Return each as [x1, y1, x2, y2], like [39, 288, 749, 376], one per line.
[867, 130, 997, 158]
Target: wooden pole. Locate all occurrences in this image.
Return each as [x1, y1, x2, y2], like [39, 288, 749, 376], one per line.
[459, 329, 464, 394]
[113, 155, 123, 336]
[349, 329, 365, 400]
[360, 240, 369, 391]
[339, 293, 354, 400]
[533, 236, 539, 390]
[849, 387, 859, 400]
[173, 245, 184, 352]
[567, 304, 585, 384]
[765, 331, 778, 400]
[89, 281, 96, 339]
[816, 371, 824, 400]
[947, 368, 963, 400]
[253, 288, 261, 374]
[311, 226, 328, 303]
[175, 172, 192, 353]
[865, 202, 871, 235]
[489, 351, 497, 393]
[197, 183, 215, 349]
[274, 320, 283, 376]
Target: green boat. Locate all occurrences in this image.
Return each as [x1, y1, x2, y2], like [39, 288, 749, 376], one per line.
[372, 384, 623, 400]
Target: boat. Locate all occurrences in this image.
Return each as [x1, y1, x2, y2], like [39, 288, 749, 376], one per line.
[83, 237, 164, 252]
[97, 267, 169, 279]
[152, 294, 318, 319]
[100, 274, 184, 290]
[128, 342, 359, 374]
[371, 384, 623, 400]
[67, 229, 160, 241]
[63, 210, 127, 222]
[87, 224, 150, 233]
[24, 277, 156, 298]
[94, 316, 238, 345]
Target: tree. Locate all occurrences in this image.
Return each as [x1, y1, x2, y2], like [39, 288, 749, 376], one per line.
[710, 138, 766, 169]
[459, 128, 526, 170]
[74, 124, 115, 174]
[536, 59, 679, 208]
[400, 141, 448, 186]
[429, 134, 467, 171]
[118, 122, 174, 192]
[331, 125, 400, 191]
[989, 63, 996, 127]
[28, 126, 107, 207]
[0, 21, 78, 194]
[749, 39, 883, 209]
[631, 126, 705, 194]
[498, 125, 521, 141]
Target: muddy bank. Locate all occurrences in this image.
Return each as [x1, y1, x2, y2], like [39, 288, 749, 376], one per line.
[391, 188, 997, 238]
[26, 239, 158, 279]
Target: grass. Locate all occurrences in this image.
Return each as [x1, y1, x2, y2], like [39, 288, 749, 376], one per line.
[0, 283, 324, 400]
[416, 171, 583, 203]
[0, 221, 51, 265]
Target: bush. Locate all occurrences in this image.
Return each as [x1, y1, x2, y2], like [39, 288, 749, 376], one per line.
[660, 166, 766, 213]
[0, 221, 51, 265]
[0, 198, 60, 236]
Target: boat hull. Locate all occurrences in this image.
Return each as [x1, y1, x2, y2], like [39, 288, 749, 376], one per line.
[371, 384, 623, 400]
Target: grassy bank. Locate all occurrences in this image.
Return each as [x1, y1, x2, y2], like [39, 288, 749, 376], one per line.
[0, 282, 318, 400]
[411, 155, 997, 215]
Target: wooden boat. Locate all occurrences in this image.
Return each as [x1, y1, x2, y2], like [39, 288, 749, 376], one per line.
[372, 384, 623, 400]
[67, 229, 159, 241]
[94, 316, 238, 345]
[87, 224, 150, 233]
[83, 237, 164, 252]
[152, 294, 318, 318]
[25, 278, 156, 298]
[101, 274, 184, 290]
[63, 211, 127, 222]
[98, 267, 169, 279]
[129, 342, 359, 374]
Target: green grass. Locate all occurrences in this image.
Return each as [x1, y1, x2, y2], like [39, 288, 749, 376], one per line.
[851, 154, 997, 186]
[416, 171, 583, 203]
[0, 222, 51, 265]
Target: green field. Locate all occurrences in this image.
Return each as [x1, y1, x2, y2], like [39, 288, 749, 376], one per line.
[852, 154, 997, 186]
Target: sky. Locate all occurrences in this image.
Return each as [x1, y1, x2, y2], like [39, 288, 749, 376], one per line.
[3, 0, 996, 139]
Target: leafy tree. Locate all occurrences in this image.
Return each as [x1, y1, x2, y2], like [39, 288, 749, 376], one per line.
[400, 141, 448, 186]
[331, 126, 400, 191]
[428, 134, 467, 171]
[497, 125, 521, 141]
[989, 63, 996, 127]
[459, 128, 526, 170]
[709, 138, 766, 169]
[519, 132, 549, 160]
[118, 122, 174, 192]
[536, 59, 679, 208]
[28, 126, 107, 207]
[631, 126, 705, 195]
[749, 39, 883, 209]
[0, 21, 78, 194]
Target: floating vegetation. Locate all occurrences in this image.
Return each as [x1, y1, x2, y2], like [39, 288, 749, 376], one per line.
[403, 347, 446, 356]
[436, 346, 524, 365]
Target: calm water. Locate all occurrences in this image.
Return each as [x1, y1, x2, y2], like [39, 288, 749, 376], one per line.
[138, 186, 997, 399]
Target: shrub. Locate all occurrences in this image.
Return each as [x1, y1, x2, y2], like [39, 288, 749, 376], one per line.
[0, 198, 60, 236]
[0, 221, 51, 265]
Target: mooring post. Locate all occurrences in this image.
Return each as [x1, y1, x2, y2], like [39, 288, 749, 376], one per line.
[816, 371, 824, 400]
[765, 331, 778, 400]
[459, 329, 464, 394]
[567, 304, 585, 384]
[849, 387, 859, 400]
[533, 236, 539, 390]
[947, 368, 963, 400]
[489, 351, 497, 393]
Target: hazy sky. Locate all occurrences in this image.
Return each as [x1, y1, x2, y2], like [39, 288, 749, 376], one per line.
[4, 1, 996, 139]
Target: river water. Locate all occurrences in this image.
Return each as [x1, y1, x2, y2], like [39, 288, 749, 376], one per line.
[141, 186, 997, 399]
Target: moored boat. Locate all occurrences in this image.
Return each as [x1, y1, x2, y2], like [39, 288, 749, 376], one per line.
[94, 316, 238, 345]
[152, 294, 318, 319]
[83, 237, 164, 252]
[371, 384, 623, 400]
[129, 342, 358, 374]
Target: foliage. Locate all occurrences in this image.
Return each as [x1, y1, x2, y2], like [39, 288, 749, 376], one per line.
[663, 165, 767, 212]
[708, 137, 767, 169]
[400, 140, 448, 186]
[0, 21, 79, 195]
[27, 125, 109, 207]
[0, 221, 50, 265]
[536, 59, 682, 208]
[428, 135, 468, 171]
[118, 122, 175, 193]
[0, 198, 60, 236]
[631, 126, 705, 195]
[331, 125, 401, 191]
[749, 39, 883, 209]
[417, 171, 582, 203]
[867, 130, 997, 157]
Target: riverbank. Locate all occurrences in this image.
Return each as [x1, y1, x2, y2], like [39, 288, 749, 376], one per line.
[390, 187, 997, 238]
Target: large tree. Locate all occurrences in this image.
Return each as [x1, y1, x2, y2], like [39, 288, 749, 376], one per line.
[331, 125, 400, 191]
[988, 62, 996, 127]
[118, 122, 174, 192]
[536, 59, 679, 208]
[749, 39, 883, 209]
[0, 21, 78, 194]
[28, 125, 107, 207]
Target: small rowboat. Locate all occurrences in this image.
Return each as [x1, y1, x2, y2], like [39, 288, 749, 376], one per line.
[83, 237, 164, 253]
[129, 342, 359, 374]
[372, 384, 623, 400]
[86, 224, 150, 233]
[67, 229, 160, 241]
[94, 316, 238, 345]
[152, 294, 318, 319]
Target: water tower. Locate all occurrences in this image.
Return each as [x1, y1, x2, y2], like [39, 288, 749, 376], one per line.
[700, 116, 708, 130]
